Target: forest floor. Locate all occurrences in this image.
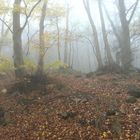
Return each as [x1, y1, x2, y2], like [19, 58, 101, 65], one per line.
[0, 72, 140, 140]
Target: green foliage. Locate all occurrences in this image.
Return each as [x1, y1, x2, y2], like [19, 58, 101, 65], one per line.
[45, 61, 68, 71]
[24, 59, 37, 74]
[0, 57, 13, 72]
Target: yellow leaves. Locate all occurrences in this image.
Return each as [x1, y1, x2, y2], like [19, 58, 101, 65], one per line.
[0, 57, 14, 72]
[100, 131, 112, 139]
[23, 58, 36, 73]
[46, 4, 66, 18]
[13, 4, 26, 14]
[42, 32, 53, 44]
[102, 132, 108, 138]
[0, 0, 10, 14]
[13, 4, 21, 13]
[45, 61, 68, 70]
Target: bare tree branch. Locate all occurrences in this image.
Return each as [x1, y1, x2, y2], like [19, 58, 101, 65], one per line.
[128, 0, 139, 24]
[0, 18, 13, 34]
[126, 2, 136, 15]
[81, 35, 96, 58]
[21, 0, 42, 31]
[103, 4, 121, 45]
[4, 23, 12, 36]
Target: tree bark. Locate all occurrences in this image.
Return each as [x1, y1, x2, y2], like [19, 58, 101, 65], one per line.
[83, 0, 103, 69]
[64, 3, 69, 64]
[98, 0, 114, 65]
[13, 0, 25, 77]
[118, 0, 132, 70]
[37, 1, 47, 76]
[56, 18, 61, 61]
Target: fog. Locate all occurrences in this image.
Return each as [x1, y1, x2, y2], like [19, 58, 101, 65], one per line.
[0, 0, 140, 73]
[1, 1, 140, 139]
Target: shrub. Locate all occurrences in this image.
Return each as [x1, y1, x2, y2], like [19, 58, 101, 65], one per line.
[24, 59, 37, 74]
[45, 61, 68, 71]
[0, 57, 13, 72]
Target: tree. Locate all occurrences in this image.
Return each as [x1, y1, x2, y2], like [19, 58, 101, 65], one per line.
[0, 0, 12, 55]
[36, 0, 47, 76]
[83, 0, 103, 69]
[98, 0, 114, 65]
[46, 4, 65, 61]
[12, 0, 25, 77]
[104, 0, 139, 70]
[64, 1, 69, 64]
[12, 0, 41, 77]
[0, 0, 41, 77]
[118, 0, 132, 70]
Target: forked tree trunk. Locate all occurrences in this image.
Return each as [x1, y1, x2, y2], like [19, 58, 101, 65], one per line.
[118, 0, 132, 70]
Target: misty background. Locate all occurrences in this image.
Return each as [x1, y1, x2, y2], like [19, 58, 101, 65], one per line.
[0, 0, 140, 73]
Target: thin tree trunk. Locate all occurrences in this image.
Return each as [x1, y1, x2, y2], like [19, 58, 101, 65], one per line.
[64, 3, 69, 64]
[98, 0, 114, 65]
[68, 41, 72, 66]
[56, 18, 61, 61]
[83, 0, 103, 69]
[1, 15, 5, 37]
[37, 1, 47, 75]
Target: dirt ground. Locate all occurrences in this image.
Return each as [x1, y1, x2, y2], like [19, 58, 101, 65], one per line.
[0, 73, 140, 140]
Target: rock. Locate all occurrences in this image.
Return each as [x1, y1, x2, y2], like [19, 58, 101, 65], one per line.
[11, 91, 21, 97]
[119, 104, 127, 114]
[75, 74, 83, 78]
[127, 86, 140, 98]
[17, 98, 34, 106]
[81, 98, 88, 103]
[126, 96, 137, 103]
[1, 89, 7, 94]
[134, 108, 140, 115]
[56, 83, 65, 91]
[86, 72, 94, 78]
[0, 107, 6, 125]
[88, 119, 96, 126]
[78, 119, 87, 126]
[0, 107, 5, 118]
[0, 72, 6, 77]
[111, 120, 122, 135]
[58, 111, 76, 120]
[72, 98, 81, 104]
[0, 118, 6, 126]
[106, 109, 116, 116]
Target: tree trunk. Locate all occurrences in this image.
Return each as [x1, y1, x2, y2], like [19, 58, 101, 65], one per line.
[37, 1, 47, 76]
[83, 0, 103, 69]
[118, 0, 132, 70]
[64, 3, 69, 64]
[56, 18, 61, 61]
[68, 40, 72, 66]
[13, 0, 25, 77]
[98, 0, 114, 65]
